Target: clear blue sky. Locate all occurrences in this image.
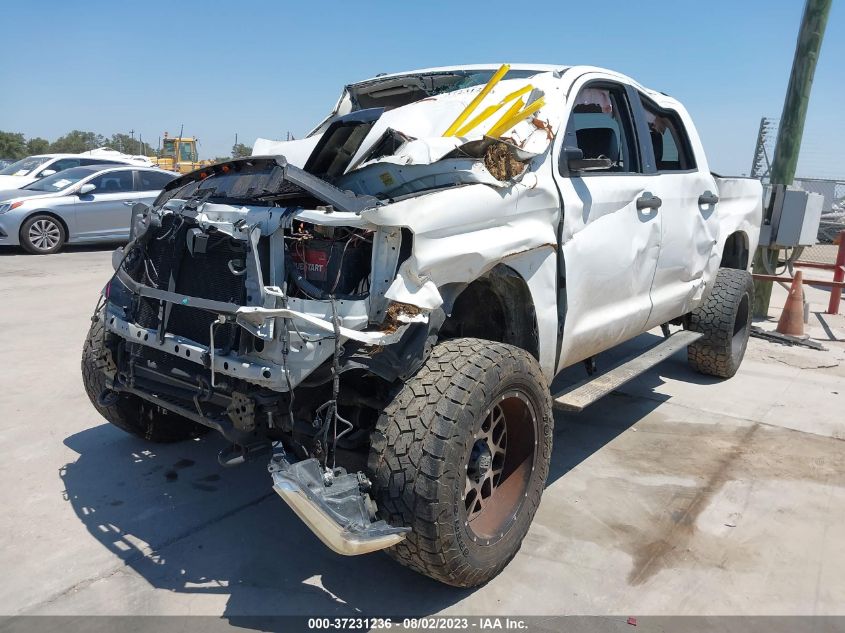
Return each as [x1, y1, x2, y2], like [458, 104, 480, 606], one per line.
[1, 0, 842, 178]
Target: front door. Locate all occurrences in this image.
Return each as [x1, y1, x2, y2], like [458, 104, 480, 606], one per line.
[74, 170, 138, 240]
[553, 79, 662, 370]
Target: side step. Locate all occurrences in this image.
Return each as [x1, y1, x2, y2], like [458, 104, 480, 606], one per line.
[552, 330, 703, 413]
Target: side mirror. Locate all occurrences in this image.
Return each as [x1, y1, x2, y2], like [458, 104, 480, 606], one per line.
[78, 183, 96, 195]
[39, 169, 57, 178]
[563, 145, 612, 172]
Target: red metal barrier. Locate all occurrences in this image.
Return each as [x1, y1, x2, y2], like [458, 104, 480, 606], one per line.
[829, 230, 845, 315]
[791, 229, 845, 315]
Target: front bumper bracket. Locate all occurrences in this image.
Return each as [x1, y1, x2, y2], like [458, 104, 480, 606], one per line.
[269, 450, 409, 556]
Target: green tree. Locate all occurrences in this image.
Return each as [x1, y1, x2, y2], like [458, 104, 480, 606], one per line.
[231, 143, 252, 158]
[0, 131, 27, 159]
[104, 133, 156, 156]
[49, 130, 106, 154]
[25, 137, 50, 155]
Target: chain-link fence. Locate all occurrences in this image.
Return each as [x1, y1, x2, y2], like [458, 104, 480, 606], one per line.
[791, 177, 844, 264]
[750, 117, 845, 247]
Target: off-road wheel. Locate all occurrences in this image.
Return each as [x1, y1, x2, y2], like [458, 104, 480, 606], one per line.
[687, 267, 754, 379]
[20, 214, 65, 254]
[81, 309, 209, 443]
[368, 338, 553, 587]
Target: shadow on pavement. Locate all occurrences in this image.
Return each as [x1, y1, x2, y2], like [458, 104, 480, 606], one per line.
[60, 332, 715, 623]
[547, 330, 723, 486]
[60, 424, 471, 621]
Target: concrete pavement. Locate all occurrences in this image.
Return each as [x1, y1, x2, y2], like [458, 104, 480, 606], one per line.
[0, 246, 843, 620]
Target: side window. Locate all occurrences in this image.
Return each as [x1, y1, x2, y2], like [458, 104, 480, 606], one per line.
[89, 171, 134, 193]
[79, 159, 120, 166]
[137, 170, 175, 191]
[639, 96, 696, 171]
[49, 158, 81, 173]
[563, 84, 640, 174]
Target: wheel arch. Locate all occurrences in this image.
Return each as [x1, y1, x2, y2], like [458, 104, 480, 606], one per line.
[719, 230, 750, 270]
[439, 264, 540, 361]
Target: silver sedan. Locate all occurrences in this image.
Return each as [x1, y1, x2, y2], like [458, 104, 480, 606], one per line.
[0, 165, 176, 254]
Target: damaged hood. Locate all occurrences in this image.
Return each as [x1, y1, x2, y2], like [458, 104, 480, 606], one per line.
[252, 70, 566, 199]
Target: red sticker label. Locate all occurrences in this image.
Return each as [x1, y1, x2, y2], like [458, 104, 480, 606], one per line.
[291, 248, 329, 281]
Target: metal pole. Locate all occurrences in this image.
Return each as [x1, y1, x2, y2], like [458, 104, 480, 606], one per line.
[752, 0, 831, 318]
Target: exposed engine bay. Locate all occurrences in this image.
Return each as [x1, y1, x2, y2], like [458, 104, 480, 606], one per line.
[102, 156, 431, 468]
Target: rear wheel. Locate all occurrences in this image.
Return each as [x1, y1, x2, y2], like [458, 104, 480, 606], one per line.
[81, 309, 209, 443]
[368, 338, 553, 587]
[687, 267, 754, 378]
[20, 214, 65, 254]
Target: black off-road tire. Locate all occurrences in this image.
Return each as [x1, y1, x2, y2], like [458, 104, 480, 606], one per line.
[81, 309, 209, 443]
[20, 214, 66, 254]
[367, 338, 553, 587]
[687, 268, 754, 379]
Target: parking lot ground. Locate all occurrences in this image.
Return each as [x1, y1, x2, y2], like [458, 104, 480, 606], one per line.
[1, 247, 844, 618]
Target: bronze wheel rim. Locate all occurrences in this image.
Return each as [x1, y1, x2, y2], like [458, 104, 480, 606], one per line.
[463, 390, 537, 542]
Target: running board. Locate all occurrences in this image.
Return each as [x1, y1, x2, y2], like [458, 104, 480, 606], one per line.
[552, 330, 703, 413]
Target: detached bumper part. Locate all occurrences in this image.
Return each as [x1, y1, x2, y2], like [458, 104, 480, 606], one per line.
[270, 454, 409, 555]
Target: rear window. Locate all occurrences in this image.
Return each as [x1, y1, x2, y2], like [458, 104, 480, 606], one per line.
[639, 95, 696, 171]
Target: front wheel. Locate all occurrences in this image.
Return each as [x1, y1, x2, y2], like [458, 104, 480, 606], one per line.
[81, 308, 209, 443]
[687, 267, 754, 378]
[368, 338, 553, 587]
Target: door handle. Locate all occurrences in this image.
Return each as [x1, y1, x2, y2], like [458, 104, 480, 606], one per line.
[122, 201, 136, 206]
[636, 194, 662, 210]
[698, 192, 719, 205]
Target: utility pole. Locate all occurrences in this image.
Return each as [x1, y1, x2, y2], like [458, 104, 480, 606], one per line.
[752, 0, 831, 318]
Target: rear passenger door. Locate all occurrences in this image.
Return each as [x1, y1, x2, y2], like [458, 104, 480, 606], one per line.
[553, 78, 663, 370]
[74, 170, 137, 240]
[636, 94, 721, 327]
[136, 169, 175, 204]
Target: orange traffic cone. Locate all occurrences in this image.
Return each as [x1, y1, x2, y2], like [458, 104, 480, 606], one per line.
[776, 270, 805, 337]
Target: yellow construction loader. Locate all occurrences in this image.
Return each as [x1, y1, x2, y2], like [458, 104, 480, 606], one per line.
[152, 133, 213, 173]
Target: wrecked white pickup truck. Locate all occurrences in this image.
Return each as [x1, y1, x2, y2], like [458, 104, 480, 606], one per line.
[82, 64, 761, 587]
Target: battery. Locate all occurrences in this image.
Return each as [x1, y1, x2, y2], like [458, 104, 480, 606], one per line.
[290, 238, 371, 295]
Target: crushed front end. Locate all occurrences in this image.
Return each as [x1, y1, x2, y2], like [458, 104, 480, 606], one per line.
[90, 69, 562, 557]
[97, 156, 420, 553]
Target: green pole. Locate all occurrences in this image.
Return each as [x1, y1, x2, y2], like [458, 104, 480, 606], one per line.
[752, 0, 831, 318]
